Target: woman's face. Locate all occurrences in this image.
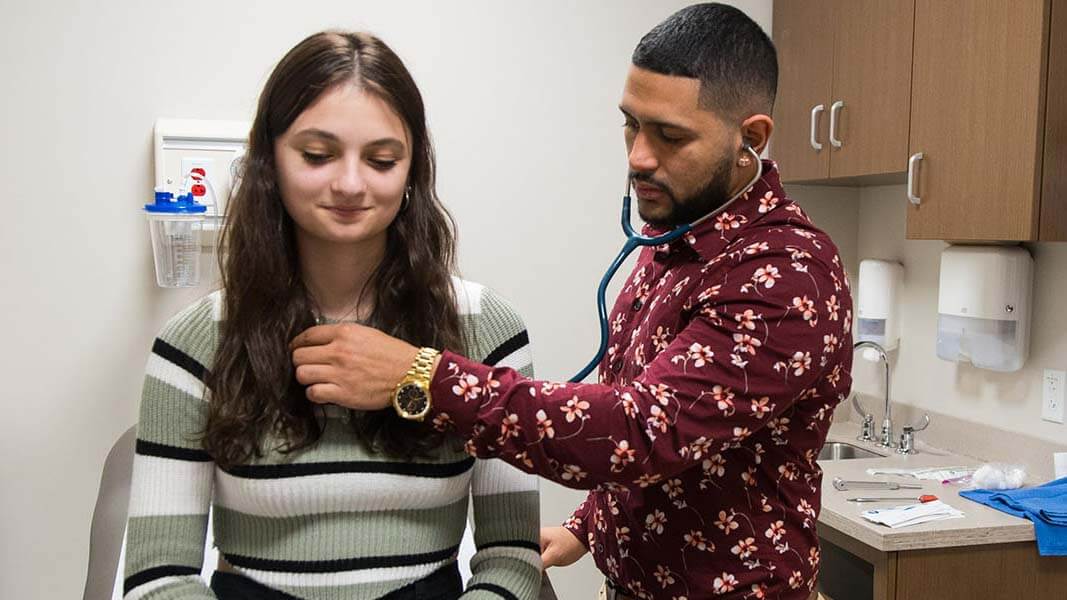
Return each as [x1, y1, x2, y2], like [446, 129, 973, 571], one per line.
[274, 82, 411, 250]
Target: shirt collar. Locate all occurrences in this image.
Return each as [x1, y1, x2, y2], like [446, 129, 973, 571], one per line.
[644, 159, 788, 262]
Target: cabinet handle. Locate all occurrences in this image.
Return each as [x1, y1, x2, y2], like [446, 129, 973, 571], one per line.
[907, 153, 924, 205]
[829, 100, 844, 148]
[810, 104, 825, 151]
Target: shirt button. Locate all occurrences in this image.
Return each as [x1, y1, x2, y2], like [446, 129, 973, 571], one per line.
[631, 298, 643, 311]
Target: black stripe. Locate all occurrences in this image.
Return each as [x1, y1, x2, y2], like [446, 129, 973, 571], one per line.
[221, 456, 475, 479]
[466, 583, 519, 600]
[124, 565, 200, 595]
[152, 338, 208, 382]
[476, 540, 541, 553]
[222, 545, 459, 574]
[136, 439, 213, 462]
[482, 330, 530, 366]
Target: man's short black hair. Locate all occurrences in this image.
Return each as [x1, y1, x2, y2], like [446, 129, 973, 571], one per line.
[632, 3, 778, 121]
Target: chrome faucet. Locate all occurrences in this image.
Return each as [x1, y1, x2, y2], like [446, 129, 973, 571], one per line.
[853, 341, 895, 449]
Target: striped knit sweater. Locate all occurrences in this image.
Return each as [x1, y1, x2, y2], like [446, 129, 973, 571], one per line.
[123, 279, 541, 600]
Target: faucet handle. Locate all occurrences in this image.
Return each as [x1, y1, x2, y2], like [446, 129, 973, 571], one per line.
[897, 414, 929, 455]
[905, 414, 930, 433]
[852, 395, 876, 442]
[851, 394, 873, 420]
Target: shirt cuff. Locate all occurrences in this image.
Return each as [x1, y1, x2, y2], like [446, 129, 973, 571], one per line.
[429, 349, 493, 438]
[563, 495, 594, 550]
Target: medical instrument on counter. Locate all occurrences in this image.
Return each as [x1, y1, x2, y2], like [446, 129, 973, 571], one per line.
[568, 144, 763, 382]
[849, 495, 939, 503]
[833, 477, 922, 491]
[866, 466, 975, 481]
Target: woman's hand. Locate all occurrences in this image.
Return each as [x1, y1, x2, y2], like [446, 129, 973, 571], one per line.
[290, 323, 425, 410]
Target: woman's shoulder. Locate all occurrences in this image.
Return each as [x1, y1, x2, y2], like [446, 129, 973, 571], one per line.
[451, 277, 532, 372]
[450, 276, 524, 325]
[154, 290, 223, 362]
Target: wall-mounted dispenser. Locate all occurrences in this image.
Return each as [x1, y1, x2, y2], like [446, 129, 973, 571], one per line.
[148, 119, 249, 288]
[153, 118, 249, 229]
[857, 259, 904, 353]
[936, 245, 1032, 372]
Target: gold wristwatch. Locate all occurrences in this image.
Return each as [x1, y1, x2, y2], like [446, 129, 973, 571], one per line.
[392, 347, 441, 421]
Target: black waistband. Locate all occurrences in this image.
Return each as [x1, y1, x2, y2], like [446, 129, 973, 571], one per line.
[210, 562, 463, 600]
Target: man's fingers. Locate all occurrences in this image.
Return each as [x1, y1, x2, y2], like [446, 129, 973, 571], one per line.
[290, 324, 340, 351]
[306, 382, 344, 404]
[292, 345, 335, 367]
[295, 364, 335, 386]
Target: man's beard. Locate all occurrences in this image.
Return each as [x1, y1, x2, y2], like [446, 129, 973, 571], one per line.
[633, 152, 735, 228]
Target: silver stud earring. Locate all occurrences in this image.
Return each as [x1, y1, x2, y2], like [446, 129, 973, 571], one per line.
[738, 154, 752, 167]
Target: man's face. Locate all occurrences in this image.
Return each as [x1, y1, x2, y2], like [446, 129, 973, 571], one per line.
[620, 65, 740, 228]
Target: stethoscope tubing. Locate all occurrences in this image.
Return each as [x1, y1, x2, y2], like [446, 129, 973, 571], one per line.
[567, 146, 763, 383]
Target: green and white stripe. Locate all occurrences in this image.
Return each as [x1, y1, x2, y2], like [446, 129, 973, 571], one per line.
[124, 279, 541, 600]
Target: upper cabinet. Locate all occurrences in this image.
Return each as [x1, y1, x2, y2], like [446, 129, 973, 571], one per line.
[773, 0, 914, 183]
[773, 0, 1067, 242]
[907, 0, 1061, 241]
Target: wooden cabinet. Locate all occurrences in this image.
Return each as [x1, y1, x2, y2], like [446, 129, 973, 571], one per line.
[773, 0, 1067, 242]
[818, 527, 1067, 600]
[905, 0, 1066, 241]
[772, 0, 914, 183]
[772, 0, 834, 182]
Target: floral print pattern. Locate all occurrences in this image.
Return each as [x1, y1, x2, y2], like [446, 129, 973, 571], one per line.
[430, 161, 853, 599]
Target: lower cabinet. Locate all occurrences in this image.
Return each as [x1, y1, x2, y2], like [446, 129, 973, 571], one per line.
[817, 526, 1067, 599]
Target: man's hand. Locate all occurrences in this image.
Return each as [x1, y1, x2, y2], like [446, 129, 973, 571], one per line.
[290, 323, 426, 410]
[540, 526, 588, 569]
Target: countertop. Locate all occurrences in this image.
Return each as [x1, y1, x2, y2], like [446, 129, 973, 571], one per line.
[818, 421, 1036, 552]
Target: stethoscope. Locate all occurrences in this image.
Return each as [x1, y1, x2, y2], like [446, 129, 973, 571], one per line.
[568, 144, 763, 382]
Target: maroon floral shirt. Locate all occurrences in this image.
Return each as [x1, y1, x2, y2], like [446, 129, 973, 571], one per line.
[430, 161, 853, 599]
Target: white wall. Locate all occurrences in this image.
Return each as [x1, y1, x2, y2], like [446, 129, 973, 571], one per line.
[848, 185, 1067, 446]
[785, 182, 1067, 451]
[0, 2, 772, 599]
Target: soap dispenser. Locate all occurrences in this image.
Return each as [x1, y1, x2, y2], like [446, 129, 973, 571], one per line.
[936, 245, 1032, 372]
[857, 259, 903, 352]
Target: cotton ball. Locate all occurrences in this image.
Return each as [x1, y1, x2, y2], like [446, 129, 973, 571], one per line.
[971, 463, 1027, 490]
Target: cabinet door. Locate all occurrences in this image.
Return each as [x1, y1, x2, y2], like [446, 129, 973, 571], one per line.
[1041, 0, 1067, 241]
[828, 0, 915, 179]
[906, 0, 1050, 241]
[772, 0, 834, 182]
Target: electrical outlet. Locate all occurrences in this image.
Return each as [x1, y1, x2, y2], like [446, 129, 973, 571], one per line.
[1043, 369, 1066, 424]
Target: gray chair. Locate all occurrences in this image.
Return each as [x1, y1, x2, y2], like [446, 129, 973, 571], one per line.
[83, 425, 136, 600]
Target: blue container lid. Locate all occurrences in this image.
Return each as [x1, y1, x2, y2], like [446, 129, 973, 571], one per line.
[145, 191, 207, 213]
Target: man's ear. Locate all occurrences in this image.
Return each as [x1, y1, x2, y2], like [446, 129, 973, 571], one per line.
[740, 114, 774, 155]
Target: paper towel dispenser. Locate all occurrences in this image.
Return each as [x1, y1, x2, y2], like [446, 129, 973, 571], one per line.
[936, 245, 1032, 372]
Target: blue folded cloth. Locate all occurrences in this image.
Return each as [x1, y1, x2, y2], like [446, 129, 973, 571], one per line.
[960, 476, 1067, 556]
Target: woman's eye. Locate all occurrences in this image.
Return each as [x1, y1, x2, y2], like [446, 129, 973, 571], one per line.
[301, 152, 331, 165]
[368, 159, 398, 171]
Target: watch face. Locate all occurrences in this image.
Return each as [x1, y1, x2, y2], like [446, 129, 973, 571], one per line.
[397, 383, 429, 416]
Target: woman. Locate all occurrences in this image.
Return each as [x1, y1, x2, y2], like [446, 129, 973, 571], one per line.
[123, 31, 541, 600]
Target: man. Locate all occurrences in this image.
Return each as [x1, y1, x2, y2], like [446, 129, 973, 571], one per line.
[292, 4, 853, 598]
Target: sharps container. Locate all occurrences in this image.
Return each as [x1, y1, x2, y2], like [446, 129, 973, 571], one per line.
[145, 190, 207, 287]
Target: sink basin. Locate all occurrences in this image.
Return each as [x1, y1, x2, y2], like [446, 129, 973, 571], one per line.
[818, 442, 884, 461]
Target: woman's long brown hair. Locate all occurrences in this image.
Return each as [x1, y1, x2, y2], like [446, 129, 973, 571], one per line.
[203, 31, 463, 469]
